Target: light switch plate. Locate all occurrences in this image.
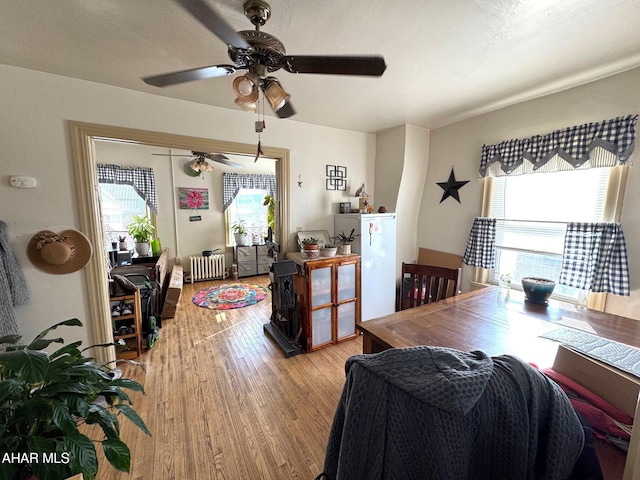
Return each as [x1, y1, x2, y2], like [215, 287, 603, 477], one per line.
[10, 176, 37, 188]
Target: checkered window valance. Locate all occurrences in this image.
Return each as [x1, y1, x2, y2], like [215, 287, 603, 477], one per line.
[462, 217, 497, 268]
[559, 222, 630, 296]
[480, 115, 638, 177]
[97, 164, 158, 214]
[223, 173, 276, 211]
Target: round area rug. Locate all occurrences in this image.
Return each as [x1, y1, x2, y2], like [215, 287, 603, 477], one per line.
[192, 283, 268, 310]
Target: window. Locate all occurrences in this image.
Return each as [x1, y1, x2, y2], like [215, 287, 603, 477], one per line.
[485, 167, 614, 302]
[225, 188, 269, 245]
[99, 183, 154, 246]
[96, 163, 158, 249]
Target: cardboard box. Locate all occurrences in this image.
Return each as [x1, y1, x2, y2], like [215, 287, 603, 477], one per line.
[417, 248, 462, 269]
[161, 264, 183, 319]
[552, 344, 640, 418]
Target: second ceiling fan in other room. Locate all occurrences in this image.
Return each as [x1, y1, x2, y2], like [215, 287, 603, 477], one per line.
[142, 0, 387, 119]
[152, 151, 243, 177]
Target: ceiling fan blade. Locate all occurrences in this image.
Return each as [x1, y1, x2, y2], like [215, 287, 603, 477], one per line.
[281, 55, 386, 76]
[143, 64, 236, 87]
[275, 102, 296, 119]
[152, 153, 195, 157]
[193, 151, 242, 168]
[175, 0, 250, 50]
[212, 157, 243, 168]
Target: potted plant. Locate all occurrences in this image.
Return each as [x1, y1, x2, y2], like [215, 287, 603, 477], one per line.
[126, 214, 154, 256]
[118, 235, 128, 251]
[0, 318, 150, 480]
[263, 195, 276, 241]
[301, 237, 321, 259]
[231, 220, 251, 247]
[336, 229, 357, 255]
[320, 243, 338, 258]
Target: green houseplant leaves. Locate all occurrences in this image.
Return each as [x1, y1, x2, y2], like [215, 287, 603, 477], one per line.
[0, 319, 150, 480]
[126, 214, 155, 243]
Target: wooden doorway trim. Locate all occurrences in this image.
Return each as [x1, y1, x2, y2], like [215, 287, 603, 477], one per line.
[68, 121, 290, 362]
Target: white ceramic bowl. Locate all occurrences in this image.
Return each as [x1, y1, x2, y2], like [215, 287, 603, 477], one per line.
[320, 247, 338, 257]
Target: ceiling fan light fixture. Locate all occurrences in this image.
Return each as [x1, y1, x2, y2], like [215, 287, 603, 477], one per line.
[190, 157, 213, 173]
[234, 96, 257, 112]
[262, 76, 290, 112]
[232, 73, 260, 102]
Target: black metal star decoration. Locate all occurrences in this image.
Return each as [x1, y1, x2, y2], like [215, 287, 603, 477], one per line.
[437, 168, 469, 204]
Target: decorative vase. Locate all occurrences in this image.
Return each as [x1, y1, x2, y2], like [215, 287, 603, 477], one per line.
[111, 241, 118, 251]
[521, 277, 556, 304]
[150, 238, 161, 256]
[338, 244, 351, 255]
[119, 241, 128, 251]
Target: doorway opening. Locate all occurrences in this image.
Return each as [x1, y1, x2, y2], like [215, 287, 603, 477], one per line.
[69, 121, 290, 362]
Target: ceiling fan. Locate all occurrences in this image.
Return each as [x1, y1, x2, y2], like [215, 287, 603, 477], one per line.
[142, 0, 387, 119]
[152, 151, 243, 176]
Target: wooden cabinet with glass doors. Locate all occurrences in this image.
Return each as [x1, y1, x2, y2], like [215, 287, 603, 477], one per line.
[289, 253, 361, 352]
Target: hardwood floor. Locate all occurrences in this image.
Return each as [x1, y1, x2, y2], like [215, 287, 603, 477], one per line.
[95, 275, 362, 480]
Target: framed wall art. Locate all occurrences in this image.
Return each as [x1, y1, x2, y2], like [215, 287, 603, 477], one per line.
[179, 187, 209, 210]
[325, 165, 347, 191]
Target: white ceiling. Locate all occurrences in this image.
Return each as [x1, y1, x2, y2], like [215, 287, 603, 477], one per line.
[3, 0, 640, 133]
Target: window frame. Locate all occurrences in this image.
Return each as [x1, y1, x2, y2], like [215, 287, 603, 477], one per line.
[476, 165, 628, 310]
[224, 187, 270, 247]
[98, 181, 158, 246]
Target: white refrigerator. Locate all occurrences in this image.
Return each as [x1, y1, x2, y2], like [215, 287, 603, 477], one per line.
[334, 213, 397, 321]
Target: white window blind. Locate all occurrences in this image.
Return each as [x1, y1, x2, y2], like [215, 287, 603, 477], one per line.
[486, 167, 610, 300]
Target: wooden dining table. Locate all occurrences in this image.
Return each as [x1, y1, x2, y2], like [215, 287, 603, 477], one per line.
[356, 286, 640, 480]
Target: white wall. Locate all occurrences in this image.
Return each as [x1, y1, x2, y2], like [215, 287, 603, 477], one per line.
[374, 126, 405, 213]
[395, 125, 430, 270]
[420, 66, 640, 318]
[374, 125, 430, 278]
[0, 64, 375, 346]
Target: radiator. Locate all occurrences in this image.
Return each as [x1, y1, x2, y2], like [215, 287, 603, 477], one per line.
[189, 254, 225, 283]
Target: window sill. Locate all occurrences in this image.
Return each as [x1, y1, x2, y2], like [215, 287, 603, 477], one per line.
[470, 280, 593, 308]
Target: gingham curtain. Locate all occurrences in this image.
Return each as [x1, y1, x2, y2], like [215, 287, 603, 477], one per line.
[480, 115, 638, 177]
[462, 217, 497, 268]
[559, 222, 630, 296]
[97, 164, 158, 214]
[223, 173, 276, 211]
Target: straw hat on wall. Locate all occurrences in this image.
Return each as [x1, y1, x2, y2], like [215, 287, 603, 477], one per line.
[27, 229, 92, 274]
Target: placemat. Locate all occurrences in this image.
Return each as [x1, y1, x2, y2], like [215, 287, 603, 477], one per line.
[540, 328, 640, 377]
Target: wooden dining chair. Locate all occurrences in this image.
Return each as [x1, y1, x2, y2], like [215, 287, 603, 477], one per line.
[400, 262, 461, 310]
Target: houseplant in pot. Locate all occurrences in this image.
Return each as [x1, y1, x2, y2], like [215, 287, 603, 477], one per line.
[263, 194, 276, 241]
[337, 229, 357, 255]
[0, 318, 150, 480]
[126, 214, 155, 256]
[320, 244, 338, 257]
[118, 235, 128, 252]
[231, 220, 251, 246]
[301, 237, 321, 259]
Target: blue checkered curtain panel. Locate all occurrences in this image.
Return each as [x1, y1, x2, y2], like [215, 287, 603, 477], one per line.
[223, 173, 276, 211]
[480, 115, 638, 177]
[462, 217, 497, 268]
[97, 164, 158, 214]
[559, 222, 630, 296]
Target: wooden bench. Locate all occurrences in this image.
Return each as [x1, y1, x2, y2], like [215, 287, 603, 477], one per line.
[161, 264, 183, 319]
